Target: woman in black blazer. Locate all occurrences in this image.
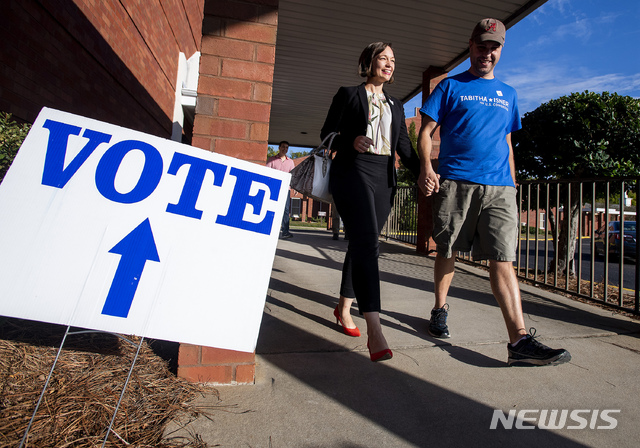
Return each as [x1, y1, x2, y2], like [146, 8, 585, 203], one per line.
[321, 42, 420, 362]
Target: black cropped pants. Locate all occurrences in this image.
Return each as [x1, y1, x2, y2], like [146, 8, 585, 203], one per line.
[330, 153, 393, 313]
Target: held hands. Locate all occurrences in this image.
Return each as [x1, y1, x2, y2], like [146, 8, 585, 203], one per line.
[418, 167, 440, 197]
[353, 135, 374, 153]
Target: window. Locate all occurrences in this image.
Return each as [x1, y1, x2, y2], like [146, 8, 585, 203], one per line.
[291, 198, 301, 218]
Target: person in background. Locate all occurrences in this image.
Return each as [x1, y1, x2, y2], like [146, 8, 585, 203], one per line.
[417, 18, 571, 366]
[321, 42, 420, 362]
[267, 141, 295, 238]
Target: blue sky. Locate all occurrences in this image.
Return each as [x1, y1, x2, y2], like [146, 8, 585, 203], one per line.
[404, 0, 640, 117]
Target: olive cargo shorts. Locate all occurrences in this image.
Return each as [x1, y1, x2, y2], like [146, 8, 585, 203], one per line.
[432, 179, 518, 261]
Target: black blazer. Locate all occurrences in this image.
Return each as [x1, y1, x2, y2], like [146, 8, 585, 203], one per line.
[320, 83, 420, 186]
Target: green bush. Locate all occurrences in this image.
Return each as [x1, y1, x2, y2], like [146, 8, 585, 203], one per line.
[0, 112, 31, 183]
[520, 225, 550, 236]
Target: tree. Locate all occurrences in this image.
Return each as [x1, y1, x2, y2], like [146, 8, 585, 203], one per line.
[408, 120, 418, 150]
[289, 150, 309, 159]
[514, 91, 640, 179]
[396, 121, 419, 187]
[266, 145, 278, 159]
[513, 91, 640, 274]
[0, 112, 31, 184]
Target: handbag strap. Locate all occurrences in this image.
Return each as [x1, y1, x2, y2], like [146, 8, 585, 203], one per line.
[323, 131, 338, 152]
[310, 132, 338, 158]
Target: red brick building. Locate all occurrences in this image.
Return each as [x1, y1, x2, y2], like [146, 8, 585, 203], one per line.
[1, 1, 204, 140]
[2, 0, 276, 386]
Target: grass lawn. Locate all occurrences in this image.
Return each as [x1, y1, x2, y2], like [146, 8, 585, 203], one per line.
[290, 220, 328, 229]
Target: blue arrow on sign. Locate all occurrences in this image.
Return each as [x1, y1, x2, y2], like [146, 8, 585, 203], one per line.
[102, 218, 160, 318]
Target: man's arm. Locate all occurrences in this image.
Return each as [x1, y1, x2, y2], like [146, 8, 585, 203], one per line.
[506, 133, 516, 186]
[417, 116, 440, 196]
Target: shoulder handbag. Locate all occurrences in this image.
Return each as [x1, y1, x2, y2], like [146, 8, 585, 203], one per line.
[289, 132, 337, 203]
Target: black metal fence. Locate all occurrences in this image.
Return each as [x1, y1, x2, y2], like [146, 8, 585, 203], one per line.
[382, 186, 419, 246]
[512, 178, 639, 315]
[386, 180, 640, 315]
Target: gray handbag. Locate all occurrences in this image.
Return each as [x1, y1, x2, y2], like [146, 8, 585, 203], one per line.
[289, 132, 337, 203]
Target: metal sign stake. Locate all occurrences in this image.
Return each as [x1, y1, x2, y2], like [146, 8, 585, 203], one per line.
[102, 335, 145, 447]
[18, 327, 146, 448]
[19, 325, 72, 448]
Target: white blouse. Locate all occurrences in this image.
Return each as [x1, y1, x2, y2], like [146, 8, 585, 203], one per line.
[365, 90, 392, 156]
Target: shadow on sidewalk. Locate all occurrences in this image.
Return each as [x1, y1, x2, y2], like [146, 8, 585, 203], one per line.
[273, 230, 640, 348]
[257, 314, 588, 446]
[219, 229, 640, 445]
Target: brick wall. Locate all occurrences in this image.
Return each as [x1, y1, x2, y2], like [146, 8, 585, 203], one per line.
[416, 66, 448, 254]
[405, 107, 422, 134]
[178, 0, 280, 385]
[178, 344, 256, 385]
[421, 67, 447, 161]
[192, 0, 278, 165]
[0, 0, 203, 137]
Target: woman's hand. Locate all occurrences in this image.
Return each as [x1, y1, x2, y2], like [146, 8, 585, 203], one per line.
[353, 136, 374, 153]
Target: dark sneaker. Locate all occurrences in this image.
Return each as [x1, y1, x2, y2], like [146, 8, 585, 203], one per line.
[428, 304, 450, 338]
[281, 233, 293, 239]
[507, 329, 571, 366]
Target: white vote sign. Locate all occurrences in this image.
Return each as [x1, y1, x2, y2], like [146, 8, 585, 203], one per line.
[0, 108, 290, 353]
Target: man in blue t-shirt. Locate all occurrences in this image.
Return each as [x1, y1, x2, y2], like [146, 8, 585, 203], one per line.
[417, 18, 570, 367]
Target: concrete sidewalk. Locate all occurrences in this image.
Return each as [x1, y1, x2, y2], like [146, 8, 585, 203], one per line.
[168, 228, 640, 448]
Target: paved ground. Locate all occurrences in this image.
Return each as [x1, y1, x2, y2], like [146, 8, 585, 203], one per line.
[167, 228, 640, 448]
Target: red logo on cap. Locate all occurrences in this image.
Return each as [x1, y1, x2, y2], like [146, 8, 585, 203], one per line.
[486, 23, 497, 32]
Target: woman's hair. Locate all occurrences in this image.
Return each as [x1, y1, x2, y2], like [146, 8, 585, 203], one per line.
[358, 42, 394, 84]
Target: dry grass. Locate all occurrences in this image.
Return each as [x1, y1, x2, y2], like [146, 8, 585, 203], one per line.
[0, 318, 219, 448]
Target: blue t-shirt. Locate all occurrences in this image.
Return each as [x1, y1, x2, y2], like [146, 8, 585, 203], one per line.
[420, 71, 521, 186]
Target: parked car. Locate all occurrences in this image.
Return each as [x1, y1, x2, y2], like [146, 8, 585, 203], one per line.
[594, 220, 637, 260]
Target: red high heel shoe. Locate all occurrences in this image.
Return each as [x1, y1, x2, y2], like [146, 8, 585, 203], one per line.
[333, 305, 361, 337]
[367, 341, 393, 362]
